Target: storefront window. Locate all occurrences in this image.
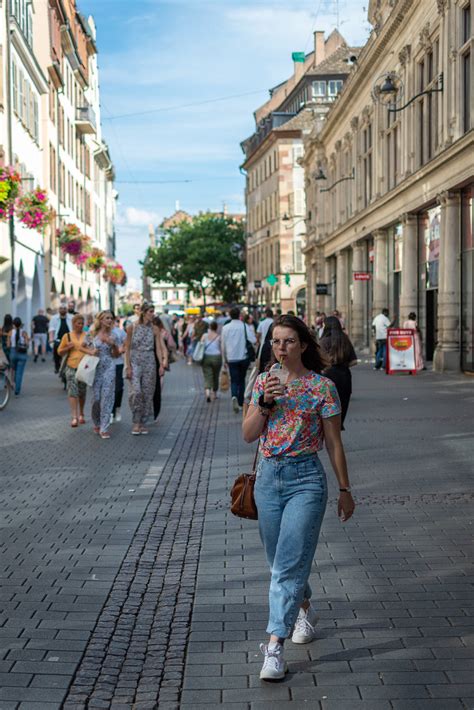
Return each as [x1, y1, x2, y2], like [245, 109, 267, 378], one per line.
[424, 205, 441, 289]
[461, 186, 474, 372]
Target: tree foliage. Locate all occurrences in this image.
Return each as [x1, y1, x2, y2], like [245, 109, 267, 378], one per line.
[144, 213, 246, 304]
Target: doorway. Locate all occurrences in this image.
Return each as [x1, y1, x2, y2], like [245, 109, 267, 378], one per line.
[426, 289, 438, 361]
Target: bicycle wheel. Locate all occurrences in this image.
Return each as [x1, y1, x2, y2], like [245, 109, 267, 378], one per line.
[0, 370, 11, 410]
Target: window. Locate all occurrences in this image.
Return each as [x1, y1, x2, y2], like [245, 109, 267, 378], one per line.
[328, 80, 343, 96]
[162, 290, 168, 302]
[312, 80, 326, 98]
[12, 61, 18, 115]
[461, 4, 471, 133]
[292, 145, 303, 165]
[174, 291, 179, 300]
[362, 123, 372, 207]
[49, 144, 56, 192]
[293, 240, 303, 272]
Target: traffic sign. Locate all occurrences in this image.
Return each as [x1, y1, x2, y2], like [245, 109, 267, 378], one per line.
[354, 272, 371, 281]
[266, 274, 278, 286]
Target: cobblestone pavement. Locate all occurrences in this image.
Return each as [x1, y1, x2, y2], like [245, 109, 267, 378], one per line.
[0, 357, 473, 709]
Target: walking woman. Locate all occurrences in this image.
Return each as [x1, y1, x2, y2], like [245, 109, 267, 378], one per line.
[152, 315, 169, 422]
[318, 315, 358, 429]
[8, 317, 29, 395]
[89, 311, 120, 439]
[243, 315, 355, 681]
[57, 314, 91, 427]
[125, 303, 162, 435]
[200, 320, 222, 402]
[1, 314, 13, 365]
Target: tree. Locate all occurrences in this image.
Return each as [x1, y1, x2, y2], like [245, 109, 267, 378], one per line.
[143, 213, 246, 306]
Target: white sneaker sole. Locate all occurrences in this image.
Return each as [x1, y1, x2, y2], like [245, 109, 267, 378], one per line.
[260, 662, 288, 681]
[291, 631, 316, 644]
[232, 397, 239, 413]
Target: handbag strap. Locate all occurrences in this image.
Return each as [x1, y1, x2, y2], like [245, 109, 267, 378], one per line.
[251, 444, 259, 473]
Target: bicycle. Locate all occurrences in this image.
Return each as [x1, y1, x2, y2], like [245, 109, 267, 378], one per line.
[0, 366, 13, 410]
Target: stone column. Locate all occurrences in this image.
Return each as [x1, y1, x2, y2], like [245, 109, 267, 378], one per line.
[434, 191, 461, 371]
[351, 241, 366, 348]
[400, 213, 418, 320]
[372, 228, 388, 317]
[335, 249, 349, 323]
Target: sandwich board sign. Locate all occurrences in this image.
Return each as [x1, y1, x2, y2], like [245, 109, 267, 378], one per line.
[386, 328, 417, 375]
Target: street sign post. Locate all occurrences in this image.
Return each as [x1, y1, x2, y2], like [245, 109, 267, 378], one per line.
[386, 328, 417, 375]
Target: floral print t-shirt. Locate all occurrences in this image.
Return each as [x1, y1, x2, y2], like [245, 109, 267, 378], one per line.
[251, 371, 341, 458]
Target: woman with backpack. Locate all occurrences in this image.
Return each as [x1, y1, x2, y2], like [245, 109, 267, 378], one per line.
[318, 315, 358, 429]
[200, 320, 222, 402]
[8, 317, 30, 395]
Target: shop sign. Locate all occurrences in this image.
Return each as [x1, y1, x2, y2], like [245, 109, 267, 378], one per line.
[254, 280, 262, 288]
[386, 328, 417, 375]
[315, 283, 329, 295]
[353, 272, 371, 281]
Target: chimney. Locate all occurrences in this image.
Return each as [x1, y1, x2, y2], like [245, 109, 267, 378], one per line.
[148, 224, 156, 247]
[292, 51, 306, 81]
[314, 31, 325, 66]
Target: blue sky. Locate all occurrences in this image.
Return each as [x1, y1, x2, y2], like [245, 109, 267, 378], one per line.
[80, 0, 371, 283]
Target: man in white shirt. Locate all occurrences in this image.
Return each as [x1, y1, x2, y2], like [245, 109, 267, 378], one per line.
[222, 306, 257, 412]
[372, 308, 392, 371]
[256, 308, 274, 350]
[48, 304, 73, 374]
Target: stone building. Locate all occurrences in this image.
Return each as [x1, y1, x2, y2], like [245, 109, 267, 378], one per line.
[0, 0, 116, 322]
[303, 0, 473, 372]
[241, 31, 361, 313]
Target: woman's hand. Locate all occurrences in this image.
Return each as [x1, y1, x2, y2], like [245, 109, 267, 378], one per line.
[263, 374, 283, 403]
[337, 492, 355, 522]
[125, 366, 132, 379]
[159, 365, 165, 377]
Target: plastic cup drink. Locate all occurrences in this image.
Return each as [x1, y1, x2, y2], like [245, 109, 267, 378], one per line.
[270, 362, 289, 394]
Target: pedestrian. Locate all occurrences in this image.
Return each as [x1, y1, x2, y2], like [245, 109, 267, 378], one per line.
[222, 306, 257, 413]
[128, 303, 141, 325]
[57, 314, 91, 427]
[256, 308, 274, 350]
[152, 316, 169, 421]
[216, 310, 229, 334]
[89, 310, 120, 439]
[372, 307, 392, 371]
[403, 312, 425, 371]
[332, 309, 346, 331]
[83, 314, 94, 333]
[200, 320, 222, 402]
[67, 300, 77, 315]
[318, 316, 358, 428]
[111, 315, 127, 423]
[125, 303, 162, 435]
[31, 308, 49, 362]
[48, 304, 73, 374]
[8, 317, 30, 395]
[242, 315, 355, 681]
[193, 314, 208, 350]
[183, 315, 196, 364]
[0, 314, 13, 365]
[315, 311, 326, 339]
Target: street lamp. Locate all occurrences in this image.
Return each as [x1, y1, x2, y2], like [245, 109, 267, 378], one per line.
[282, 214, 306, 230]
[319, 167, 355, 193]
[373, 71, 443, 114]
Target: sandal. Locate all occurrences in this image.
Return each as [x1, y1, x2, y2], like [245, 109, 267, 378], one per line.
[93, 426, 100, 434]
[79, 415, 86, 424]
[71, 418, 78, 428]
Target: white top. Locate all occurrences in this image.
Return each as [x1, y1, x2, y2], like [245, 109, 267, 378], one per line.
[221, 319, 257, 362]
[203, 334, 221, 356]
[372, 313, 391, 339]
[112, 326, 127, 365]
[10, 329, 28, 348]
[48, 314, 73, 339]
[257, 317, 273, 341]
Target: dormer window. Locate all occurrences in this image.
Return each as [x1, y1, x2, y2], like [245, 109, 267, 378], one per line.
[312, 80, 326, 98]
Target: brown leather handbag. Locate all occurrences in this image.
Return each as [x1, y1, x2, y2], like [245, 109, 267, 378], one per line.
[230, 447, 259, 520]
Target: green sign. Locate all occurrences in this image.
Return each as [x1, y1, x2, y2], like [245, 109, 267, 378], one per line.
[292, 52, 305, 63]
[266, 274, 278, 286]
[285, 273, 291, 286]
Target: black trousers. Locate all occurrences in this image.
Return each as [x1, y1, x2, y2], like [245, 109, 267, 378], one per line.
[53, 341, 62, 373]
[153, 363, 161, 420]
[113, 364, 124, 414]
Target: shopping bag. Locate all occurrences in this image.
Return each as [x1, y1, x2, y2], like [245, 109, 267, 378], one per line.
[192, 340, 205, 363]
[220, 368, 230, 391]
[75, 354, 100, 387]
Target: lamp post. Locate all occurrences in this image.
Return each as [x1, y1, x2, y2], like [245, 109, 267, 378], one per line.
[373, 71, 443, 115]
[315, 167, 355, 193]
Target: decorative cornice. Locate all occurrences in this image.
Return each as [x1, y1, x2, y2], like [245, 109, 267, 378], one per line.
[398, 44, 411, 66]
[401, 212, 417, 225]
[350, 116, 359, 131]
[436, 0, 450, 15]
[419, 23, 432, 50]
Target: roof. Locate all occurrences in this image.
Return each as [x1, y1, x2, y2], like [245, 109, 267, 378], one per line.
[307, 44, 362, 76]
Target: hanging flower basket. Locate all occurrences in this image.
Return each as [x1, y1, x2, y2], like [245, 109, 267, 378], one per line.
[57, 223, 84, 255]
[104, 260, 127, 286]
[86, 247, 106, 273]
[0, 166, 21, 222]
[15, 187, 53, 231]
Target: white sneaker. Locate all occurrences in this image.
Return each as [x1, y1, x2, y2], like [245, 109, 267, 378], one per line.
[115, 409, 122, 422]
[259, 642, 288, 681]
[291, 604, 318, 644]
[232, 396, 239, 413]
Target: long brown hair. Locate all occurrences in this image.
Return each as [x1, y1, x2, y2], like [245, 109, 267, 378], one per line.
[319, 316, 354, 366]
[270, 315, 328, 373]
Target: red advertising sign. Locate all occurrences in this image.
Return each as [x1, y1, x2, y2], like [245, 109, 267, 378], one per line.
[386, 328, 417, 375]
[353, 272, 371, 281]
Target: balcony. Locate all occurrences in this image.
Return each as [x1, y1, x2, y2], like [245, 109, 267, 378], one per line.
[75, 105, 96, 135]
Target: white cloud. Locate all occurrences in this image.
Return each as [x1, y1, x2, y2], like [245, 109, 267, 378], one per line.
[117, 206, 161, 227]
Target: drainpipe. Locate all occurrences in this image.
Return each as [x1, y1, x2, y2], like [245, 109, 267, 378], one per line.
[5, 0, 15, 304]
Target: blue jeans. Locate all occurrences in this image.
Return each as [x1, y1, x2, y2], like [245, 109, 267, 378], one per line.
[10, 349, 28, 394]
[375, 339, 387, 370]
[254, 452, 328, 639]
[227, 358, 250, 406]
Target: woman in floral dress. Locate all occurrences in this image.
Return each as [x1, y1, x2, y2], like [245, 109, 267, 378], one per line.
[125, 303, 164, 435]
[243, 315, 355, 682]
[89, 311, 120, 439]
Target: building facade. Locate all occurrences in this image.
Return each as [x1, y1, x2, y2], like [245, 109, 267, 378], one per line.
[0, 0, 116, 323]
[303, 0, 473, 372]
[241, 31, 361, 314]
